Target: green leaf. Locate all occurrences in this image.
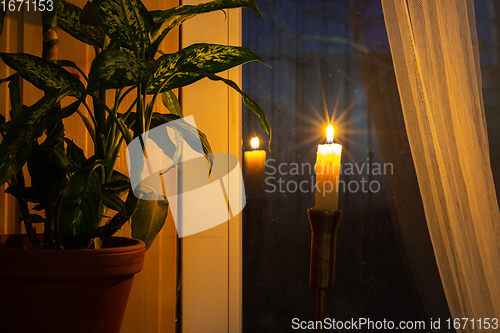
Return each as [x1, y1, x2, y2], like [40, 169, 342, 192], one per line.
[102, 170, 130, 193]
[41, 137, 62, 160]
[87, 48, 158, 91]
[0, 53, 84, 94]
[8, 74, 21, 118]
[101, 188, 125, 211]
[57, 0, 87, 44]
[170, 130, 183, 167]
[47, 180, 66, 205]
[161, 90, 182, 117]
[92, 0, 154, 55]
[44, 99, 80, 136]
[5, 186, 47, 204]
[121, 111, 213, 168]
[27, 141, 65, 195]
[180, 64, 271, 148]
[50, 144, 72, 172]
[58, 60, 89, 82]
[131, 191, 168, 251]
[0, 73, 16, 85]
[111, 169, 130, 183]
[58, 100, 82, 119]
[64, 138, 86, 167]
[57, 169, 101, 249]
[80, 1, 105, 49]
[0, 90, 60, 186]
[148, 0, 264, 57]
[149, 10, 164, 24]
[0, 122, 8, 136]
[45, 118, 65, 138]
[57, 59, 78, 67]
[146, 43, 265, 94]
[150, 113, 214, 170]
[102, 180, 130, 191]
[57, 0, 106, 49]
[19, 214, 48, 224]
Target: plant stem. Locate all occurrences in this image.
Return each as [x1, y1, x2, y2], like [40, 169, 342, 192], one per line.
[98, 76, 147, 238]
[41, 6, 58, 61]
[136, 83, 145, 135]
[41, 9, 59, 249]
[88, 92, 133, 144]
[76, 109, 97, 144]
[14, 171, 40, 249]
[104, 89, 121, 176]
[92, 48, 106, 132]
[105, 136, 124, 183]
[121, 99, 138, 124]
[118, 86, 136, 106]
[96, 188, 139, 237]
[97, 89, 106, 129]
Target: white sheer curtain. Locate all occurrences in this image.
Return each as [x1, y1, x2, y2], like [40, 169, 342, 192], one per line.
[381, 0, 500, 329]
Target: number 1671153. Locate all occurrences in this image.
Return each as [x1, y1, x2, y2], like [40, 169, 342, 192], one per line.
[1, 0, 54, 12]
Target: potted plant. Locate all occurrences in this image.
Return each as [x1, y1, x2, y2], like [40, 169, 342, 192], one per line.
[0, 0, 271, 332]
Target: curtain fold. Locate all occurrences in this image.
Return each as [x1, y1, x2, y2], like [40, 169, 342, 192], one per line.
[381, 0, 500, 329]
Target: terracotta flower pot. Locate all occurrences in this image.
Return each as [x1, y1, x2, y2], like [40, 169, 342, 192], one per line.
[0, 234, 145, 333]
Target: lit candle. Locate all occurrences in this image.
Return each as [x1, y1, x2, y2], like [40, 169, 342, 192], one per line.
[244, 137, 266, 187]
[314, 125, 342, 211]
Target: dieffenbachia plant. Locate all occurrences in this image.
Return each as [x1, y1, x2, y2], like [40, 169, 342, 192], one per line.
[0, 0, 271, 249]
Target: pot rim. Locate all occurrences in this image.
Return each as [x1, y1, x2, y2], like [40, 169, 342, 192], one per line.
[0, 234, 146, 280]
[0, 234, 145, 253]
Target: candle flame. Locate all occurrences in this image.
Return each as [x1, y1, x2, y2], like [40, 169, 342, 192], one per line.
[326, 125, 334, 144]
[251, 137, 260, 149]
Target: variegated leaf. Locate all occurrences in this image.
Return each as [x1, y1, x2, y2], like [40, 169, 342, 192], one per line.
[87, 48, 158, 91]
[0, 52, 84, 95]
[102, 188, 125, 211]
[149, 10, 164, 24]
[54, 100, 81, 121]
[64, 138, 86, 167]
[80, 1, 105, 49]
[102, 170, 130, 198]
[122, 111, 213, 169]
[0, 89, 60, 186]
[150, 113, 214, 170]
[93, 0, 154, 55]
[148, 0, 264, 57]
[131, 191, 169, 251]
[57, 0, 87, 44]
[8, 74, 21, 117]
[180, 64, 271, 147]
[58, 169, 101, 249]
[146, 43, 265, 94]
[161, 90, 182, 117]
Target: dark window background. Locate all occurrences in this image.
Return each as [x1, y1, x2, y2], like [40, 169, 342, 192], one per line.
[241, 0, 500, 332]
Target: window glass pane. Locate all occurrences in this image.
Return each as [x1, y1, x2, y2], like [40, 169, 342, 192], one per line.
[240, 0, 500, 330]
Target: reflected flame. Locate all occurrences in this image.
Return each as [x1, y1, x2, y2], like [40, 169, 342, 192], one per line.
[326, 125, 334, 144]
[251, 137, 260, 150]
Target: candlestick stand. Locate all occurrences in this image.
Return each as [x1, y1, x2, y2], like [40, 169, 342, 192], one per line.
[307, 209, 343, 333]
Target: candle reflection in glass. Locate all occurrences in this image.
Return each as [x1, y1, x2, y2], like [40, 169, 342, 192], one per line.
[244, 137, 266, 190]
